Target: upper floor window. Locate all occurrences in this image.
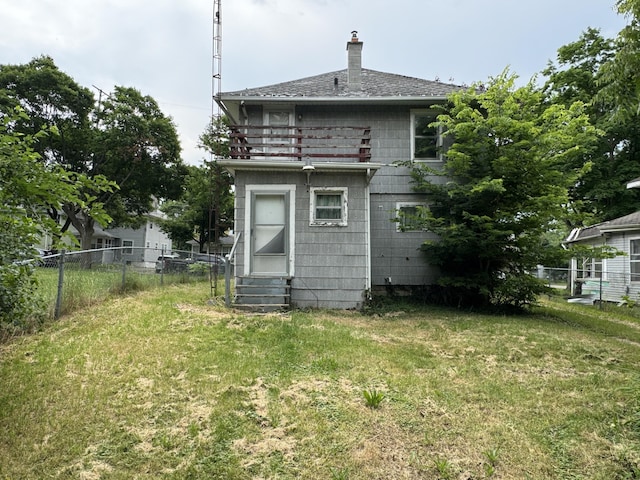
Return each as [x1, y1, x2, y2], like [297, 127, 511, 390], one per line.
[310, 187, 348, 227]
[411, 109, 442, 162]
[264, 110, 293, 145]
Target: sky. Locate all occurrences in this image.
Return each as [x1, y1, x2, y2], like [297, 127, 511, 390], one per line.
[1, 0, 629, 166]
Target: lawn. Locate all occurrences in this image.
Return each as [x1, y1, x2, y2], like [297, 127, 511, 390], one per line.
[1, 285, 640, 479]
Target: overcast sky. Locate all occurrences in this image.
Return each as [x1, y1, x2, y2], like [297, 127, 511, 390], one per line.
[1, 0, 628, 166]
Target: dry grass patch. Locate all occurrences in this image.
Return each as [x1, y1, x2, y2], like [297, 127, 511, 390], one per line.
[1, 286, 640, 478]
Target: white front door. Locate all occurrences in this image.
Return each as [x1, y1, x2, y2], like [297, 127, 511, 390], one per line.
[251, 193, 287, 274]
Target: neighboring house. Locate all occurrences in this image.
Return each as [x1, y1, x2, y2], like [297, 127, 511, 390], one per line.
[216, 32, 463, 309]
[105, 206, 173, 268]
[564, 211, 640, 303]
[63, 201, 173, 268]
[187, 233, 235, 257]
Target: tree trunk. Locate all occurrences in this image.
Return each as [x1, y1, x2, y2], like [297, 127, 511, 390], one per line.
[63, 205, 96, 268]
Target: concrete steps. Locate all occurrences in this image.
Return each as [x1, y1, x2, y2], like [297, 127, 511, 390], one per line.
[235, 276, 291, 312]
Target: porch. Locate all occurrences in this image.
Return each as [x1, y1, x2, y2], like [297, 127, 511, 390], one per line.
[229, 125, 371, 163]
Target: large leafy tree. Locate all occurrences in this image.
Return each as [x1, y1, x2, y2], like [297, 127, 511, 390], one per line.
[0, 108, 113, 334]
[82, 86, 186, 249]
[0, 57, 186, 251]
[600, 0, 640, 118]
[544, 27, 640, 222]
[410, 71, 598, 309]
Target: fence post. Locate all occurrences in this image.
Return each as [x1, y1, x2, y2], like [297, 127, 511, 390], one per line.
[225, 257, 231, 307]
[121, 258, 127, 291]
[160, 246, 165, 286]
[54, 249, 65, 319]
[599, 275, 603, 310]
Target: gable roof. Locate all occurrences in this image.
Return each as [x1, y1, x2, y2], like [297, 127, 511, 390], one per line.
[565, 211, 640, 243]
[219, 68, 464, 102]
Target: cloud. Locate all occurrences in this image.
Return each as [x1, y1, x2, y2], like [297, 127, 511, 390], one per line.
[0, 0, 628, 165]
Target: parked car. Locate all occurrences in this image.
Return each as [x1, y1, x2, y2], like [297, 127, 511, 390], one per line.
[192, 253, 226, 274]
[36, 248, 58, 267]
[155, 254, 184, 273]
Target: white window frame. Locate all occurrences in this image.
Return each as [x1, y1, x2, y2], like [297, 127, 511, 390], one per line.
[245, 184, 297, 277]
[411, 109, 443, 162]
[310, 187, 348, 227]
[630, 238, 640, 282]
[263, 108, 294, 148]
[579, 256, 607, 281]
[395, 202, 427, 232]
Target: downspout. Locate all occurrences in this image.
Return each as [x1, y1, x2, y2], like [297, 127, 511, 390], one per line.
[365, 179, 372, 298]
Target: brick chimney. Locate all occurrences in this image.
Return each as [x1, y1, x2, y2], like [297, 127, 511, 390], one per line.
[347, 31, 363, 91]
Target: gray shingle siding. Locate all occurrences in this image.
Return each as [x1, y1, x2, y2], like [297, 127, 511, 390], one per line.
[234, 171, 371, 309]
[218, 43, 466, 307]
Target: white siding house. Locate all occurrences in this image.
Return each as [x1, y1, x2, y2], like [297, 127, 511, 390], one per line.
[565, 211, 640, 304]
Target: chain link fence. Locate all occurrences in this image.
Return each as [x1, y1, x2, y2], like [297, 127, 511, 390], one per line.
[535, 266, 640, 306]
[34, 246, 230, 319]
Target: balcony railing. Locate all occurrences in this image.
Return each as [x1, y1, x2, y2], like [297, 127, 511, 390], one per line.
[229, 125, 371, 162]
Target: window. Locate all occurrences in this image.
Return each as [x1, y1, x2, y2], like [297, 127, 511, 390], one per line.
[310, 187, 347, 226]
[396, 202, 427, 232]
[579, 256, 605, 280]
[411, 109, 442, 161]
[631, 239, 640, 282]
[96, 238, 113, 249]
[123, 240, 133, 255]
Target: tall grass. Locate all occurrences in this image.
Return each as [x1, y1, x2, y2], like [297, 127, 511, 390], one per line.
[34, 266, 209, 319]
[1, 285, 640, 478]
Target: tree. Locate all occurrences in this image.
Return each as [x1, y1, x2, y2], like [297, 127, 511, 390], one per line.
[0, 58, 186, 253]
[599, 0, 640, 120]
[160, 116, 234, 252]
[78, 86, 187, 251]
[409, 71, 598, 309]
[0, 108, 113, 335]
[544, 27, 640, 222]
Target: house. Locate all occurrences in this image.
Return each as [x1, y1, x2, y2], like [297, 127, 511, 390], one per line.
[216, 32, 463, 309]
[58, 200, 174, 268]
[104, 204, 173, 268]
[564, 211, 640, 304]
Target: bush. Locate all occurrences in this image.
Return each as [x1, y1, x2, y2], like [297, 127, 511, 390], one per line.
[491, 273, 551, 311]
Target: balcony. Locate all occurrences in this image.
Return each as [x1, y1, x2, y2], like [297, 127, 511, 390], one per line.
[229, 125, 371, 163]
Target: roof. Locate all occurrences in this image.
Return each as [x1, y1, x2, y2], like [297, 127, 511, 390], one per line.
[565, 211, 640, 243]
[219, 68, 464, 101]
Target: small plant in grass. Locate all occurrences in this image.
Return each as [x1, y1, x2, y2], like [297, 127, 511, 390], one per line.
[434, 457, 454, 479]
[482, 446, 500, 477]
[621, 295, 638, 308]
[330, 466, 350, 479]
[363, 387, 385, 409]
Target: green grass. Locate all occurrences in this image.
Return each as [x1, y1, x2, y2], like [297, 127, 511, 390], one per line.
[1, 286, 640, 478]
[34, 265, 211, 319]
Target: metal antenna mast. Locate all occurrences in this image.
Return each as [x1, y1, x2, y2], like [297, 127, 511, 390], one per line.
[207, 0, 224, 298]
[212, 0, 222, 118]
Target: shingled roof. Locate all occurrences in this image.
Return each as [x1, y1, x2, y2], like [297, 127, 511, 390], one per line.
[220, 68, 464, 100]
[565, 211, 640, 243]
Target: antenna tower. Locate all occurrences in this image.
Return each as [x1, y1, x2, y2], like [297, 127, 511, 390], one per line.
[212, 0, 222, 118]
